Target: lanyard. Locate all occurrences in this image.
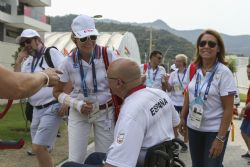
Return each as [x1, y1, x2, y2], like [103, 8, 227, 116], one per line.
[31, 47, 45, 73]
[125, 85, 146, 98]
[147, 64, 159, 81]
[77, 49, 98, 97]
[177, 68, 186, 89]
[194, 62, 218, 100]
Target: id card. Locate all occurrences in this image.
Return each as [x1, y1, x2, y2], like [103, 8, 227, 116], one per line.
[146, 79, 154, 88]
[173, 84, 182, 92]
[190, 97, 204, 128]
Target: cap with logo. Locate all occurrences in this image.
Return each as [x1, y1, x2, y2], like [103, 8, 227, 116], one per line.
[16, 29, 40, 44]
[71, 14, 99, 38]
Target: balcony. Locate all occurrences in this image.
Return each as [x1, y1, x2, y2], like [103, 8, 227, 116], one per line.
[19, 0, 51, 7]
[18, 6, 50, 24]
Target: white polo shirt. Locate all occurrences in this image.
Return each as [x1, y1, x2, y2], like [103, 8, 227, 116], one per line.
[106, 87, 180, 167]
[59, 46, 117, 105]
[187, 62, 237, 132]
[21, 47, 65, 106]
[140, 64, 166, 90]
[168, 69, 188, 106]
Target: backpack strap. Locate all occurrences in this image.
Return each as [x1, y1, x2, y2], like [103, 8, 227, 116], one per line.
[44, 46, 58, 68]
[102, 47, 122, 122]
[143, 63, 148, 74]
[102, 47, 109, 70]
[189, 63, 197, 81]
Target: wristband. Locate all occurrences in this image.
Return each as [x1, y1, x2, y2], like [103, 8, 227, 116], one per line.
[216, 135, 225, 143]
[58, 92, 85, 112]
[39, 71, 50, 87]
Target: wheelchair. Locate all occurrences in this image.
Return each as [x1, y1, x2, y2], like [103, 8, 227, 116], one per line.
[136, 138, 186, 167]
[62, 139, 186, 167]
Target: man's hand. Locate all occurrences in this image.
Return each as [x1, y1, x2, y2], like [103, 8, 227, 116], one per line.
[16, 48, 29, 63]
[58, 104, 69, 117]
[43, 68, 63, 87]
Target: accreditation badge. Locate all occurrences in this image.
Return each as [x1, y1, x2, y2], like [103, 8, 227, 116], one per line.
[146, 78, 154, 88]
[190, 97, 204, 128]
[173, 84, 182, 92]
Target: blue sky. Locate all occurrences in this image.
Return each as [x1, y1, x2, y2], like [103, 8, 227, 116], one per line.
[46, 0, 250, 36]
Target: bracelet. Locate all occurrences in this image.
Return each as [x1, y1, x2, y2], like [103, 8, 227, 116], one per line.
[39, 71, 49, 87]
[216, 135, 225, 143]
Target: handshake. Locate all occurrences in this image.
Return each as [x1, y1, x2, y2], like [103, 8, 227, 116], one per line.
[39, 68, 63, 87]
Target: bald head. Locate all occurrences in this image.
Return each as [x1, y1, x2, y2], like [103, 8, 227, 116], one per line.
[108, 58, 141, 83]
[107, 58, 142, 98]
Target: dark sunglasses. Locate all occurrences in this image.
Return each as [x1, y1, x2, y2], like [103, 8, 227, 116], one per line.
[199, 40, 217, 48]
[79, 35, 97, 43]
[20, 38, 32, 47]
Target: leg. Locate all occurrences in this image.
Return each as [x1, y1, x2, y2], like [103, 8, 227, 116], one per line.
[94, 108, 114, 153]
[241, 120, 250, 150]
[68, 108, 91, 163]
[32, 104, 61, 167]
[62, 162, 102, 167]
[188, 128, 205, 167]
[32, 144, 52, 167]
[203, 132, 229, 167]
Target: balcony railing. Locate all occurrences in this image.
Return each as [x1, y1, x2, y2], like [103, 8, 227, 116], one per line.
[0, 1, 11, 14]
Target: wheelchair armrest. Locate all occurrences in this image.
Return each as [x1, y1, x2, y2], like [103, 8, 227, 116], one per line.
[153, 150, 170, 160]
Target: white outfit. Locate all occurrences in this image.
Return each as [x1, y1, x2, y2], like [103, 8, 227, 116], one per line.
[140, 64, 166, 90]
[168, 69, 188, 107]
[106, 87, 180, 167]
[59, 46, 117, 163]
[187, 62, 237, 132]
[21, 47, 64, 147]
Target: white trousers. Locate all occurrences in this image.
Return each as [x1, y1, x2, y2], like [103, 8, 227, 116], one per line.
[68, 106, 114, 164]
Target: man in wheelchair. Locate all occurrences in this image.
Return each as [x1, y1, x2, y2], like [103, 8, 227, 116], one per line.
[62, 58, 184, 167]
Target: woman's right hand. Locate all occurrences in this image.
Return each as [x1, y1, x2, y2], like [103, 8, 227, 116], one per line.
[80, 102, 93, 115]
[179, 117, 188, 142]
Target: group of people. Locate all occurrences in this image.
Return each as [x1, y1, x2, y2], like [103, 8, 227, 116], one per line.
[0, 13, 245, 167]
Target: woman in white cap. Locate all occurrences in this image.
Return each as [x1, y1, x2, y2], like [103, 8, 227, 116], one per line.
[53, 14, 117, 164]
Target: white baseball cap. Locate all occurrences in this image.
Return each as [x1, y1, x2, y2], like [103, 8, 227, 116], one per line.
[16, 29, 40, 44]
[71, 14, 99, 38]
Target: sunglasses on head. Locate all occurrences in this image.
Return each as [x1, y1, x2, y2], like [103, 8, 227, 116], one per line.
[20, 38, 32, 47]
[199, 40, 217, 48]
[79, 35, 97, 43]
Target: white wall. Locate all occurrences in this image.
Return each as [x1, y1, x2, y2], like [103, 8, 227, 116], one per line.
[0, 41, 18, 69]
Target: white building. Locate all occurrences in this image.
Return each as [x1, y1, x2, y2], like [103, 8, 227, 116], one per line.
[0, 0, 51, 69]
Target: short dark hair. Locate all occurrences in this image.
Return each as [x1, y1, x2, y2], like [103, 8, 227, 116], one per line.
[247, 64, 250, 68]
[150, 50, 162, 59]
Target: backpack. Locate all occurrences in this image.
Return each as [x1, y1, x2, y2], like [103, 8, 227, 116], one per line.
[44, 46, 57, 68]
[102, 47, 123, 122]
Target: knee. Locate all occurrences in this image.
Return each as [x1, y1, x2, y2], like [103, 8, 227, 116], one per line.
[32, 144, 48, 154]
